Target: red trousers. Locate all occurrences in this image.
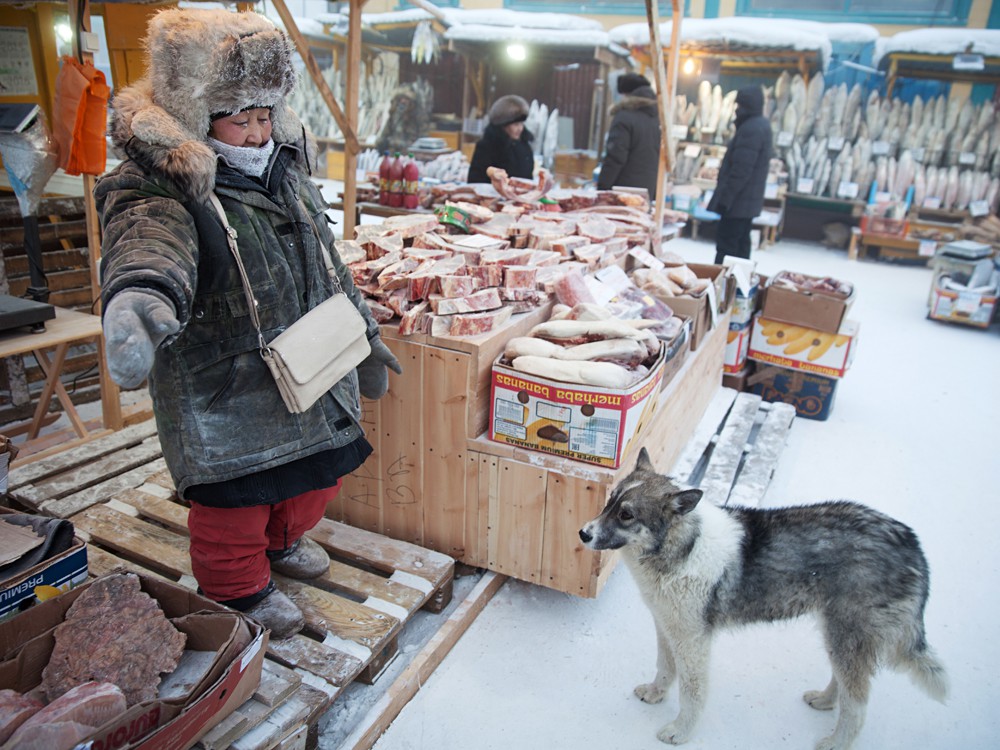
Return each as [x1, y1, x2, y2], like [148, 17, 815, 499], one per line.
[188, 481, 340, 602]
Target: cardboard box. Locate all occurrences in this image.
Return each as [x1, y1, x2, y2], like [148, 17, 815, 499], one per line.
[929, 283, 998, 328]
[664, 263, 735, 351]
[748, 364, 838, 421]
[489, 348, 666, 469]
[730, 277, 761, 327]
[761, 272, 855, 333]
[0, 572, 266, 750]
[747, 314, 859, 380]
[658, 318, 691, 390]
[722, 363, 752, 392]
[0, 510, 88, 623]
[724, 321, 751, 374]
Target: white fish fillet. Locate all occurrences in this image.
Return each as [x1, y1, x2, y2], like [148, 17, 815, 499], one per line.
[512, 355, 635, 389]
[504, 337, 564, 360]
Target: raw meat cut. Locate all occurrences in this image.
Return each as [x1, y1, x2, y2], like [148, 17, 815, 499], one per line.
[41, 573, 186, 705]
[0, 689, 43, 743]
[8, 682, 126, 742]
[4, 720, 96, 750]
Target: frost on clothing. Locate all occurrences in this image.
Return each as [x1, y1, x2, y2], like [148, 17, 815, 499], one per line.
[598, 85, 661, 200]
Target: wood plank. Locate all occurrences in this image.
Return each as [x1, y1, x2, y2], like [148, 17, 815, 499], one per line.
[272, 574, 400, 650]
[670, 386, 738, 483]
[463, 452, 485, 569]
[71, 504, 192, 577]
[84, 544, 173, 582]
[16, 436, 162, 505]
[728, 402, 795, 508]
[540, 472, 605, 597]
[699, 392, 762, 507]
[490, 459, 547, 584]
[117, 488, 190, 534]
[209, 697, 285, 750]
[254, 660, 301, 707]
[41, 458, 169, 517]
[196, 707, 251, 750]
[230, 682, 330, 750]
[315, 558, 424, 612]
[341, 571, 508, 750]
[266, 635, 364, 688]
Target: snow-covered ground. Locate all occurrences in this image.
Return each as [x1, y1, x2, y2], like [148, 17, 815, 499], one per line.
[324, 234, 999, 750]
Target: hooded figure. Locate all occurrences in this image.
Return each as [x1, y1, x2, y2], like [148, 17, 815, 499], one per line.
[707, 86, 773, 263]
[597, 73, 661, 199]
[95, 8, 401, 639]
[467, 94, 535, 183]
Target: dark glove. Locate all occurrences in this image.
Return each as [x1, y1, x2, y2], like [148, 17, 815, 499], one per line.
[103, 291, 180, 388]
[357, 336, 402, 400]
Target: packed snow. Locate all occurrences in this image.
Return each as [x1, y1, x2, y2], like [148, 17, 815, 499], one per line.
[874, 28, 1000, 67]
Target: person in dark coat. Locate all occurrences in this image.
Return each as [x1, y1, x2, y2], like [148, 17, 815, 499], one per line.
[707, 85, 773, 264]
[597, 72, 661, 200]
[468, 94, 535, 183]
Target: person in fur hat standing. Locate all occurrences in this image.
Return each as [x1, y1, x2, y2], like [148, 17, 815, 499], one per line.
[96, 8, 401, 638]
[467, 94, 535, 183]
[598, 72, 661, 200]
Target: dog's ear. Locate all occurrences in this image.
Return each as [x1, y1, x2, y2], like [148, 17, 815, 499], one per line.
[672, 489, 702, 515]
[636, 447, 654, 472]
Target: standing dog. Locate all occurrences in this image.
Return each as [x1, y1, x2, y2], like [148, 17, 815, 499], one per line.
[579, 448, 947, 750]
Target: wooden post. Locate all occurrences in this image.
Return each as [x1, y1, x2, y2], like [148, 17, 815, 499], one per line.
[69, 0, 122, 431]
[646, 0, 682, 251]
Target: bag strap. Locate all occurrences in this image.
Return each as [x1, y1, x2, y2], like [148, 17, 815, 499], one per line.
[207, 192, 269, 353]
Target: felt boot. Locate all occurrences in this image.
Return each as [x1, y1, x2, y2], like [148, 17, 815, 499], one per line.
[268, 537, 330, 579]
[243, 587, 304, 639]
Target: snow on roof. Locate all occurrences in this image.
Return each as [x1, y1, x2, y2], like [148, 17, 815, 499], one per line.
[444, 24, 611, 48]
[316, 7, 603, 33]
[873, 29, 1000, 67]
[609, 17, 836, 63]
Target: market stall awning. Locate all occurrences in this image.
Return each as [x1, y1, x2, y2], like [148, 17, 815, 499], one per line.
[874, 29, 1000, 89]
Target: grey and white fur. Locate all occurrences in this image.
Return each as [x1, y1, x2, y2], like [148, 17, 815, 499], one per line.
[579, 448, 948, 750]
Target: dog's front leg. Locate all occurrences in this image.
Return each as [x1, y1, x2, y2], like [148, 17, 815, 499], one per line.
[635, 621, 676, 703]
[656, 633, 710, 745]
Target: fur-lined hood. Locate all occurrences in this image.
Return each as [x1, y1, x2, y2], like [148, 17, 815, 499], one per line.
[610, 86, 658, 116]
[109, 8, 309, 202]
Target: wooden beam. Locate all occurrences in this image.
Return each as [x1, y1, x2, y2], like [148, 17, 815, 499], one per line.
[342, 0, 364, 241]
[646, 0, 681, 250]
[69, 0, 123, 432]
[269, 0, 359, 157]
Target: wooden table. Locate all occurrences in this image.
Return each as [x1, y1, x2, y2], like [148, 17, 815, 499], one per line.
[0, 307, 105, 440]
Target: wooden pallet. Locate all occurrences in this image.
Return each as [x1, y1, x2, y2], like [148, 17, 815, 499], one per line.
[671, 387, 796, 507]
[5, 419, 456, 750]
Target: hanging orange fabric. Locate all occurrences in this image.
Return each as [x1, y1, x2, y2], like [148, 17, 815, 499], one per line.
[52, 55, 110, 176]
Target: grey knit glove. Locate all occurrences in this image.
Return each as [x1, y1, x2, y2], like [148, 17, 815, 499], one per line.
[103, 291, 180, 388]
[357, 337, 402, 400]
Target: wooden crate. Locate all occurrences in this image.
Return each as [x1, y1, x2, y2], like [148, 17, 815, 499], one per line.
[336, 314, 727, 598]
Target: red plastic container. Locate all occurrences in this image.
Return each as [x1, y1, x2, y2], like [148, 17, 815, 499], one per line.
[403, 154, 420, 209]
[388, 153, 404, 208]
[378, 152, 391, 205]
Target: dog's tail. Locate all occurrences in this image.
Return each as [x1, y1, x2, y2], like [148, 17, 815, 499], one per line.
[899, 639, 949, 704]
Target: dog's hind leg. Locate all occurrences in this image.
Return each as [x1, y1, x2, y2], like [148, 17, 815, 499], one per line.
[635, 622, 676, 704]
[815, 626, 875, 750]
[656, 633, 710, 745]
[803, 675, 839, 711]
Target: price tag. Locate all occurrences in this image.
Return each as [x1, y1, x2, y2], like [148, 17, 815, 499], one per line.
[796, 177, 814, 194]
[923, 196, 942, 209]
[956, 291, 981, 315]
[874, 191, 892, 203]
[837, 181, 860, 200]
[683, 144, 702, 158]
[827, 136, 845, 151]
[912, 148, 925, 163]
[628, 247, 666, 271]
[672, 124, 689, 140]
[959, 151, 977, 166]
[777, 131, 794, 147]
[764, 182, 779, 199]
[704, 157, 721, 169]
[969, 199, 990, 217]
[872, 140, 890, 156]
[673, 194, 693, 211]
[918, 239, 937, 257]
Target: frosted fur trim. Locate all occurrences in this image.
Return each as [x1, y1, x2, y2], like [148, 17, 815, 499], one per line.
[209, 137, 275, 178]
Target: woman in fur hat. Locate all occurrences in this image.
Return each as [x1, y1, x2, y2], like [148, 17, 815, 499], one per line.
[96, 8, 400, 638]
[597, 72, 661, 199]
[467, 94, 535, 183]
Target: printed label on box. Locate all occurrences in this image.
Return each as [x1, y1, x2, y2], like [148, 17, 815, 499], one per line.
[747, 315, 859, 379]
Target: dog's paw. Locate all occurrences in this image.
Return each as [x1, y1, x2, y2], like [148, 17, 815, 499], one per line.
[634, 683, 666, 703]
[656, 722, 690, 745]
[813, 735, 840, 750]
[803, 689, 837, 711]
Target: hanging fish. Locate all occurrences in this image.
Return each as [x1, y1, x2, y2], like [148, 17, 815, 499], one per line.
[865, 90, 881, 140]
[697, 80, 712, 132]
[943, 166, 960, 209]
[912, 166, 926, 208]
[892, 150, 915, 201]
[986, 177, 1000, 213]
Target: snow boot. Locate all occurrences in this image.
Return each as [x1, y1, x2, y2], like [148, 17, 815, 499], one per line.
[268, 537, 330, 579]
[243, 587, 304, 640]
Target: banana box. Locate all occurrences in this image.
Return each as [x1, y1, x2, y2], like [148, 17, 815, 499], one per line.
[747, 364, 838, 421]
[724, 321, 751, 374]
[747, 314, 859, 379]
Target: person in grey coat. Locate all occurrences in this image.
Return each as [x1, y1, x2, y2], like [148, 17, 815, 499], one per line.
[707, 86, 773, 264]
[96, 8, 400, 638]
[597, 72, 661, 200]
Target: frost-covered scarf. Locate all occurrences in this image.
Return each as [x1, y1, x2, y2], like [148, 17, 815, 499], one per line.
[208, 138, 275, 178]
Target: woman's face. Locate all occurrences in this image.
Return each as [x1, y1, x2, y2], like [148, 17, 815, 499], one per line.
[209, 108, 273, 148]
[503, 122, 525, 140]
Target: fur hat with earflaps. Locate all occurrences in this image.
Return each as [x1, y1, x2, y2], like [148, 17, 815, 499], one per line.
[488, 95, 530, 127]
[109, 8, 303, 201]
